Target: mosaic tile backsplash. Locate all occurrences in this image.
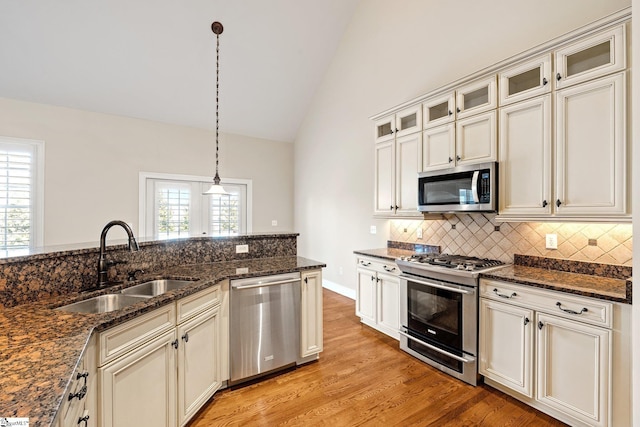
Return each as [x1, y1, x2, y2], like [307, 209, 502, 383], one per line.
[390, 214, 632, 266]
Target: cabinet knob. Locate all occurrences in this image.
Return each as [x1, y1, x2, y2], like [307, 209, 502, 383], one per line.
[524, 317, 530, 326]
[556, 73, 562, 81]
[556, 199, 562, 208]
[394, 205, 399, 212]
[172, 339, 179, 349]
[448, 157, 453, 163]
[390, 205, 394, 211]
[456, 107, 461, 113]
[182, 332, 189, 343]
[456, 155, 461, 161]
[542, 77, 548, 86]
[538, 321, 544, 330]
[77, 415, 90, 427]
[542, 200, 548, 207]
[448, 110, 453, 116]
[371, 276, 375, 282]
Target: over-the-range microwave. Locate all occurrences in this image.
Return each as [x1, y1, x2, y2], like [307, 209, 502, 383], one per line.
[418, 162, 498, 213]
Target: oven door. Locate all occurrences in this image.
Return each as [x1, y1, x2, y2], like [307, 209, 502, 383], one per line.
[399, 273, 479, 385]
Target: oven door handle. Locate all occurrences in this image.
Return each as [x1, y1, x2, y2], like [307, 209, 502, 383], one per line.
[401, 276, 473, 295]
[399, 329, 475, 364]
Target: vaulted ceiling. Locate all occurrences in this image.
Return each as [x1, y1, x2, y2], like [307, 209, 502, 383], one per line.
[0, 0, 360, 142]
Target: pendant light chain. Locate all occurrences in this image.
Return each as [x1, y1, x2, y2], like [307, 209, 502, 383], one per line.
[214, 28, 220, 184]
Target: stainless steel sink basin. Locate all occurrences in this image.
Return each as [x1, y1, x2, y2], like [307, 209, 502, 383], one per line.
[120, 279, 193, 297]
[56, 294, 149, 314]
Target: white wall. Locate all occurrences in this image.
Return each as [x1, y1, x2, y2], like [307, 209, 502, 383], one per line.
[0, 97, 293, 245]
[293, 0, 630, 287]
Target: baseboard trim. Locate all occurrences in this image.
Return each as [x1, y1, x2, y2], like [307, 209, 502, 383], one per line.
[322, 279, 355, 300]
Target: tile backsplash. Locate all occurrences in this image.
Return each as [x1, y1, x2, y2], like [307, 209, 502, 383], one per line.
[390, 214, 632, 266]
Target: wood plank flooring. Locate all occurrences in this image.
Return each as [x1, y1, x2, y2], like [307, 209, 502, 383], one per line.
[188, 289, 566, 426]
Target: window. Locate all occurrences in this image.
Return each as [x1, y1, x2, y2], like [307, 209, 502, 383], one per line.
[140, 172, 251, 239]
[0, 137, 44, 255]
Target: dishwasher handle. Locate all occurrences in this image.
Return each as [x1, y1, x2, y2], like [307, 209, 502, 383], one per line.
[232, 278, 300, 290]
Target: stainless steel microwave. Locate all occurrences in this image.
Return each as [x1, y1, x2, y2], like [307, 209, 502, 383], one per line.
[418, 162, 498, 213]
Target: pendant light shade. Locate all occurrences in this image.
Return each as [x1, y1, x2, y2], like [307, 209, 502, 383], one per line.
[204, 21, 228, 195]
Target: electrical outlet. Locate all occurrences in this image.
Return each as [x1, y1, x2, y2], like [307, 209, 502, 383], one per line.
[339, 267, 343, 275]
[235, 244, 249, 254]
[417, 228, 423, 239]
[370, 226, 377, 234]
[271, 220, 278, 226]
[545, 234, 558, 250]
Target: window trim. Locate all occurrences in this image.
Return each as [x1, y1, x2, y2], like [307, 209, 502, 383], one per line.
[138, 171, 252, 239]
[0, 136, 44, 249]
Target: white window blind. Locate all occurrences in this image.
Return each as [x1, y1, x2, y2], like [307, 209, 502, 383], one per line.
[154, 181, 191, 239]
[0, 137, 44, 255]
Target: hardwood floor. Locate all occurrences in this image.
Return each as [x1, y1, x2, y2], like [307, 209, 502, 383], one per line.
[188, 289, 566, 426]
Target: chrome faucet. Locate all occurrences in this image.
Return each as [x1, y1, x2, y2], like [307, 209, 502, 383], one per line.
[98, 220, 140, 288]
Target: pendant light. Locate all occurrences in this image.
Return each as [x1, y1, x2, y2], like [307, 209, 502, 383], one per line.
[203, 21, 228, 195]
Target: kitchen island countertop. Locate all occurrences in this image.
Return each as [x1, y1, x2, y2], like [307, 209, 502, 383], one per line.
[0, 256, 325, 426]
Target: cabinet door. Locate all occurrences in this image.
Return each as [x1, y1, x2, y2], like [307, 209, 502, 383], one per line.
[422, 123, 455, 171]
[395, 133, 422, 215]
[177, 307, 221, 426]
[356, 268, 376, 323]
[455, 110, 497, 165]
[377, 272, 400, 339]
[374, 140, 395, 216]
[456, 75, 497, 118]
[555, 25, 625, 89]
[301, 270, 323, 357]
[423, 92, 455, 129]
[395, 105, 422, 137]
[479, 299, 534, 397]
[499, 54, 552, 105]
[536, 313, 610, 427]
[555, 73, 626, 216]
[374, 115, 395, 143]
[100, 330, 177, 427]
[499, 95, 551, 216]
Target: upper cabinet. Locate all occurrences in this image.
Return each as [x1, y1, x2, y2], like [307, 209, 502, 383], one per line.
[455, 76, 497, 119]
[555, 26, 625, 89]
[499, 54, 552, 105]
[423, 93, 455, 129]
[375, 105, 422, 143]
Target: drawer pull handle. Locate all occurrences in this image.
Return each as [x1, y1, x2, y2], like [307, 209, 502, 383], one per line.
[76, 371, 89, 387]
[556, 302, 588, 315]
[78, 415, 90, 427]
[361, 261, 371, 266]
[68, 385, 87, 402]
[493, 288, 516, 299]
[383, 266, 396, 272]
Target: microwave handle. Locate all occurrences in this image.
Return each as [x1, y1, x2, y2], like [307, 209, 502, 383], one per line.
[471, 171, 480, 203]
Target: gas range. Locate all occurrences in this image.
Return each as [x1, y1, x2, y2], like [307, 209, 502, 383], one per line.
[396, 253, 507, 286]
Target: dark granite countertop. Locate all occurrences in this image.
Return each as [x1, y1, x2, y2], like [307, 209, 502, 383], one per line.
[480, 264, 631, 304]
[0, 256, 325, 426]
[353, 248, 417, 262]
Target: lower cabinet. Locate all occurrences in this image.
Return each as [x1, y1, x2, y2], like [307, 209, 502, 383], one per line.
[300, 269, 323, 358]
[355, 256, 400, 339]
[57, 335, 96, 427]
[479, 278, 627, 427]
[98, 282, 228, 427]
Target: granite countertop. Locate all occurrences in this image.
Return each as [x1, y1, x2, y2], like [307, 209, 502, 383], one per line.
[0, 256, 325, 426]
[353, 247, 418, 261]
[480, 264, 631, 304]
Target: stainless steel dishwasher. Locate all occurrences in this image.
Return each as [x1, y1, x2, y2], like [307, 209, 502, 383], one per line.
[229, 272, 301, 385]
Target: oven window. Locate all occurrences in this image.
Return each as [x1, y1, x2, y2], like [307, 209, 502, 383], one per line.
[407, 281, 462, 350]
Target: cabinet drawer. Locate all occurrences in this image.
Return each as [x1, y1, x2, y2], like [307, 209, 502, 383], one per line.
[480, 279, 612, 328]
[176, 284, 221, 324]
[356, 257, 400, 276]
[98, 304, 176, 366]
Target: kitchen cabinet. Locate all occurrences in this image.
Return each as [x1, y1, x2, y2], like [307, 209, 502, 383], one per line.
[98, 282, 228, 427]
[57, 335, 96, 427]
[554, 72, 627, 217]
[421, 123, 455, 171]
[498, 95, 552, 216]
[374, 105, 421, 143]
[423, 93, 455, 129]
[498, 54, 552, 105]
[300, 269, 323, 358]
[455, 76, 497, 119]
[479, 278, 628, 427]
[356, 256, 400, 339]
[554, 25, 625, 89]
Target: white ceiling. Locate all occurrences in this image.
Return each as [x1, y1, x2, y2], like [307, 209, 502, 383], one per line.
[0, 0, 359, 142]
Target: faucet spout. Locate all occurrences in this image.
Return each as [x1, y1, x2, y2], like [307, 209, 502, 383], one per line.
[98, 220, 140, 288]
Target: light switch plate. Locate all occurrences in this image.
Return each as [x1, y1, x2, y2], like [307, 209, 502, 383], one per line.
[545, 234, 558, 250]
[417, 228, 423, 239]
[235, 244, 249, 254]
[370, 226, 377, 234]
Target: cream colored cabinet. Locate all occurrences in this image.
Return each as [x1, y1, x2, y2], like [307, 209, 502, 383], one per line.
[455, 75, 497, 119]
[374, 105, 422, 143]
[555, 25, 625, 89]
[355, 257, 400, 339]
[300, 269, 323, 358]
[57, 335, 96, 427]
[423, 93, 455, 129]
[498, 95, 552, 216]
[100, 329, 178, 427]
[555, 72, 627, 217]
[422, 123, 455, 171]
[499, 54, 552, 105]
[479, 298, 533, 398]
[479, 279, 618, 427]
[536, 312, 610, 427]
[374, 130, 422, 217]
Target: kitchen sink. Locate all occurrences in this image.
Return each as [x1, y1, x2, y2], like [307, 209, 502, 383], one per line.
[120, 279, 194, 297]
[56, 294, 149, 314]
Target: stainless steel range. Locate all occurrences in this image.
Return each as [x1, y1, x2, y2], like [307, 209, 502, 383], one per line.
[396, 253, 506, 386]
